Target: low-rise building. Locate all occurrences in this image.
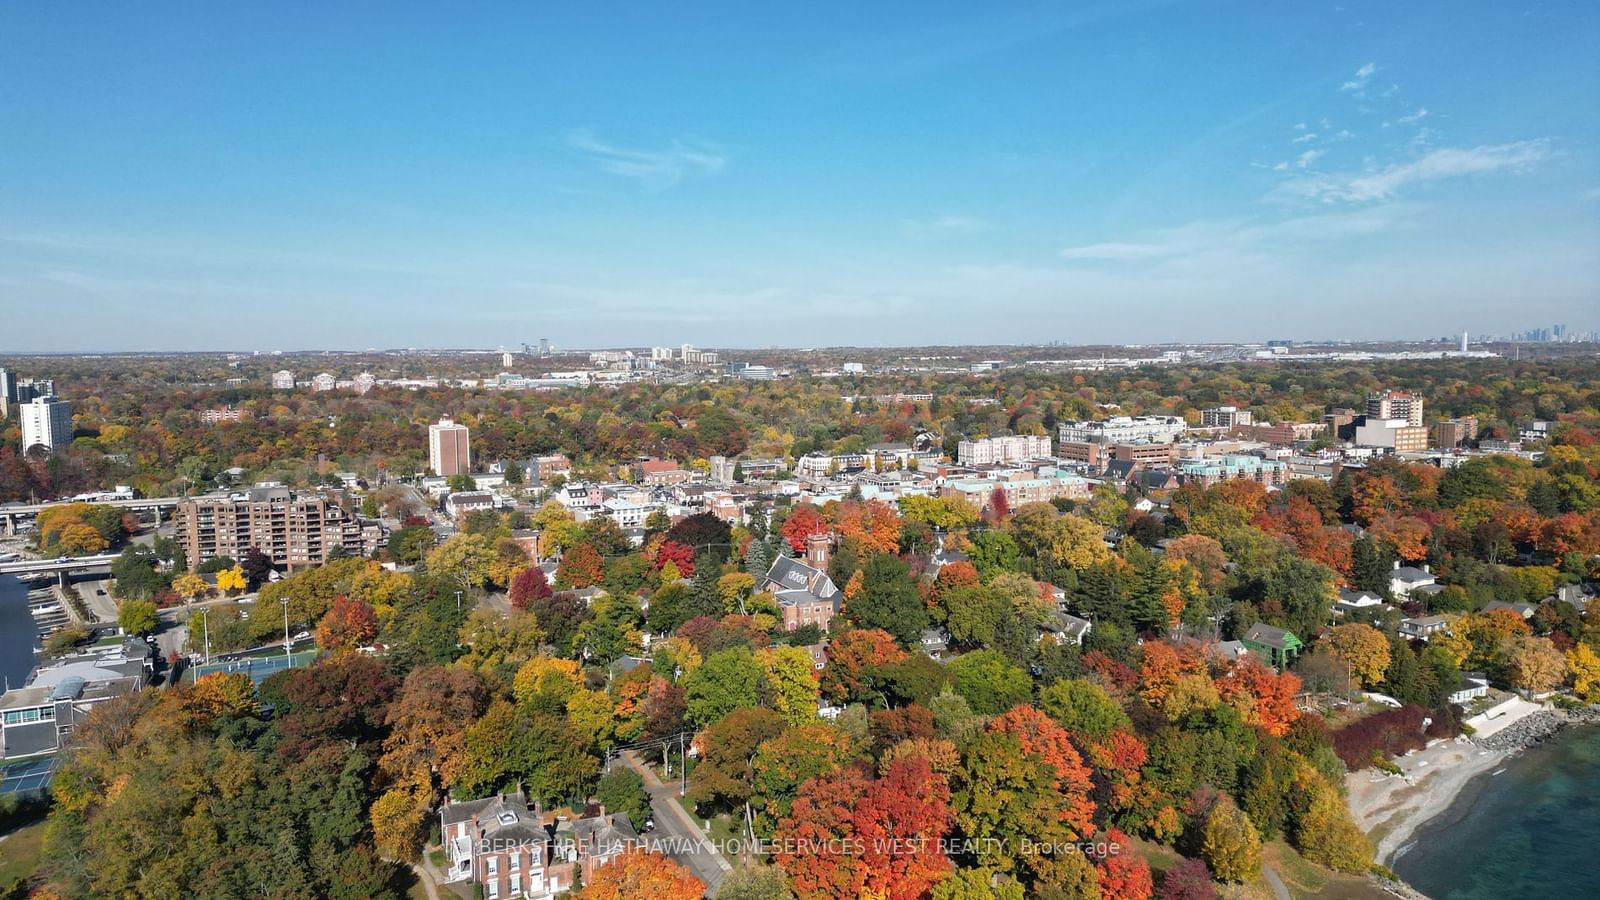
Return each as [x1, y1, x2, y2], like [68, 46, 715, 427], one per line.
[1241, 623, 1302, 670]
[760, 536, 841, 632]
[957, 435, 1051, 466]
[1, 640, 152, 760]
[1175, 454, 1288, 488]
[1201, 406, 1253, 428]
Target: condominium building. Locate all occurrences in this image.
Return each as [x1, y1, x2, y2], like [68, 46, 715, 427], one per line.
[1176, 454, 1289, 488]
[1201, 406, 1254, 428]
[271, 370, 296, 389]
[310, 373, 337, 392]
[956, 434, 1052, 466]
[175, 486, 385, 571]
[1432, 416, 1479, 449]
[353, 372, 377, 395]
[1367, 391, 1423, 427]
[20, 396, 73, 453]
[429, 417, 472, 477]
[1058, 416, 1186, 445]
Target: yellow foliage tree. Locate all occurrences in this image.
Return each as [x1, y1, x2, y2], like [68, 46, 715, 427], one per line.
[173, 572, 210, 600]
[1322, 624, 1392, 687]
[1567, 643, 1600, 702]
[214, 565, 248, 594]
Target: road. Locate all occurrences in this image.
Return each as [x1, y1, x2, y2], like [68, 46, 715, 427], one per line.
[620, 750, 731, 892]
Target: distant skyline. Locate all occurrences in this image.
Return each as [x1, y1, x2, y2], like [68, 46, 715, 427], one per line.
[2, 1, 1597, 351]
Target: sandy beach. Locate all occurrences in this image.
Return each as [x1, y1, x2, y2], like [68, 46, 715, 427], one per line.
[1345, 736, 1508, 865]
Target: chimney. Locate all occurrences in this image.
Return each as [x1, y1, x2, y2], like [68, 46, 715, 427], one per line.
[807, 533, 831, 570]
[1393, 560, 1400, 570]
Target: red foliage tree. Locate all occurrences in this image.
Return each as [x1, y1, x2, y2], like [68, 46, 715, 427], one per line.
[315, 594, 379, 652]
[780, 503, 830, 554]
[776, 757, 953, 900]
[988, 486, 1012, 521]
[508, 566, 552, 611]
[655, 540, 697, 577]
[1090, 828, 1154, 900]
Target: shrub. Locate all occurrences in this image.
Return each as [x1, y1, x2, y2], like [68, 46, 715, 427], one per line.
[1330, 705, 1428, 769]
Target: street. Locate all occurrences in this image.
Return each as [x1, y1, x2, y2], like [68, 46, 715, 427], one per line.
[620, 750, 731, 892]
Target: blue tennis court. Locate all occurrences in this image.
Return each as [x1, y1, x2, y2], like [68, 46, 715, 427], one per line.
[0, 754, 60, 796]
[188, 649, 318, 686]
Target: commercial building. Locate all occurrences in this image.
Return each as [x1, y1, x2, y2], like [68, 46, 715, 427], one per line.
[1058, 416, 1186, 445]
[1367, 391, 1423, 427]
[20, 396, 73, 453]
[1, 640, 152, 760]
[1201, 406, 1253, 428]
[429, 417, 472, 477]
[1256, 422, 1325, 445]
[956, 434, 1051, 466]
[1354, 419, 1429, 452]
[175, 486, 385, 571]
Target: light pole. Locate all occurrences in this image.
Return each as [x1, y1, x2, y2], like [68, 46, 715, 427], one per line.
[281, 597, 291, 661]
[454, 589, 463, 612]
[202, 609, 211, 666]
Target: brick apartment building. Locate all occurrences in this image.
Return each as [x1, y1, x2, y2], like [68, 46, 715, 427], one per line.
[175, 486, 385, 571]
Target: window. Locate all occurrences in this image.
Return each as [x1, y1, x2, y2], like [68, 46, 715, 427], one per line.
[486, 856, 498, 876]
[510, 873, 521, 894]
[486, 878, 499, 899]
[509, 851, 520, 871]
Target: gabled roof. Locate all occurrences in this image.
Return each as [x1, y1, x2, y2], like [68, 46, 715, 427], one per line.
[1243, 622, 1296, 649]
[1391, 566, 1433, 583]
[764, 556, 839, 600]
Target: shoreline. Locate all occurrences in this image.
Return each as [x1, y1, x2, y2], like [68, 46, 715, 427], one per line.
[1348, 704, 1600, 869]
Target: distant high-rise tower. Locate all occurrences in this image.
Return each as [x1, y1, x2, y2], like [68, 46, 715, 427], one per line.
[538, 338, 551, 357]
[1367, 391, 1423, 427]
[501, 351, 513, 368]
[428, 418, 472, 477]
[20, 396, 73, 453]
[1461, 331, 1468, 353]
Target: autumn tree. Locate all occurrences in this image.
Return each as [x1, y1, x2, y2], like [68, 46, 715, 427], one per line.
[820, 628, 907, 705]
[580, 850, 705, 899]
[779, 503, 829, 553]
[776, 757, 953, 900]
[315, 595, 379, 651]
[1321, 623, 1391, 687]
[849, 553, 928, 647]
[116, 598, 158, 636]
[1197, 795, 1262, 883]
[509, 565, 552, 610]
[556, 542, 605, 588]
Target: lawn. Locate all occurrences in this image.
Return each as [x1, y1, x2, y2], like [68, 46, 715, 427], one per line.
[0, 821, 47, 894]
[675, 795, 746, 864]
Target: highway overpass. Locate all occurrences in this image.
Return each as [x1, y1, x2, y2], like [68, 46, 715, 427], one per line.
[0, 497, 186, 535]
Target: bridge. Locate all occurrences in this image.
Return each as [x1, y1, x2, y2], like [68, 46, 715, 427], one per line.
[0, 497, 186, 536]
[0, 554, 121, 581]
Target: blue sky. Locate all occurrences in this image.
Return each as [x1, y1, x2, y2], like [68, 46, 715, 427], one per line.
[1, 1, 1596, 351]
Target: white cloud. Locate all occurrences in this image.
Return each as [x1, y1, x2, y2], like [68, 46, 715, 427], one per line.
[901, 214, 990, 236]
[1341, 61, 1377, 92]
[1398, 107, 1429, 125]
[1273, 161, 1289, 172]
[1294, 122, 1308, 130]
[1059, 241, 1175, 260]
[1277, 140, 1555, 203]
[1292, 133, 1318, 143]
[1296, 149, 1326, 168]
[565, 129, 727, 190]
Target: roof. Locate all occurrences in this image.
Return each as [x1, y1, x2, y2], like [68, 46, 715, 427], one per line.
[439, 793, 537, 831]
[1243, 622, 1296, 649]
[764, 556, 839, 601]
[1391, 566, 1433, 582]
[570, 813, 640, 856]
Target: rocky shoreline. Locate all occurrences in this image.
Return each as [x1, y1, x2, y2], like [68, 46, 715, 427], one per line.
[1474, 705, 1600, 753]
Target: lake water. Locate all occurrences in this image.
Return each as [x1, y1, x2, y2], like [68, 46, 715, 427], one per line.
[1393, 723, 1600, 899]
[0, 574, 41, 693]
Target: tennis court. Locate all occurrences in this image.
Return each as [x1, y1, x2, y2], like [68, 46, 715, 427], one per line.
[0, 754, 60, 796]
[188, 649, 318, 686]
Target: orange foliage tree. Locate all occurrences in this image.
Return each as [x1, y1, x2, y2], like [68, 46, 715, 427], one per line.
[581, 850, 705, 900]
[833, 499, 903, 556]
[780, 503, 830, 553]
[776, 757, 953, 900]
[1217, 657, 1301, 737]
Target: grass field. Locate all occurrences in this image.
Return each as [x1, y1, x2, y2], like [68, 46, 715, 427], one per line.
[0, 821, 47, 894]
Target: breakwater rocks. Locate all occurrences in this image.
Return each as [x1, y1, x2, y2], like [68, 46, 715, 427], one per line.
[1475, 706, 1600, 753]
